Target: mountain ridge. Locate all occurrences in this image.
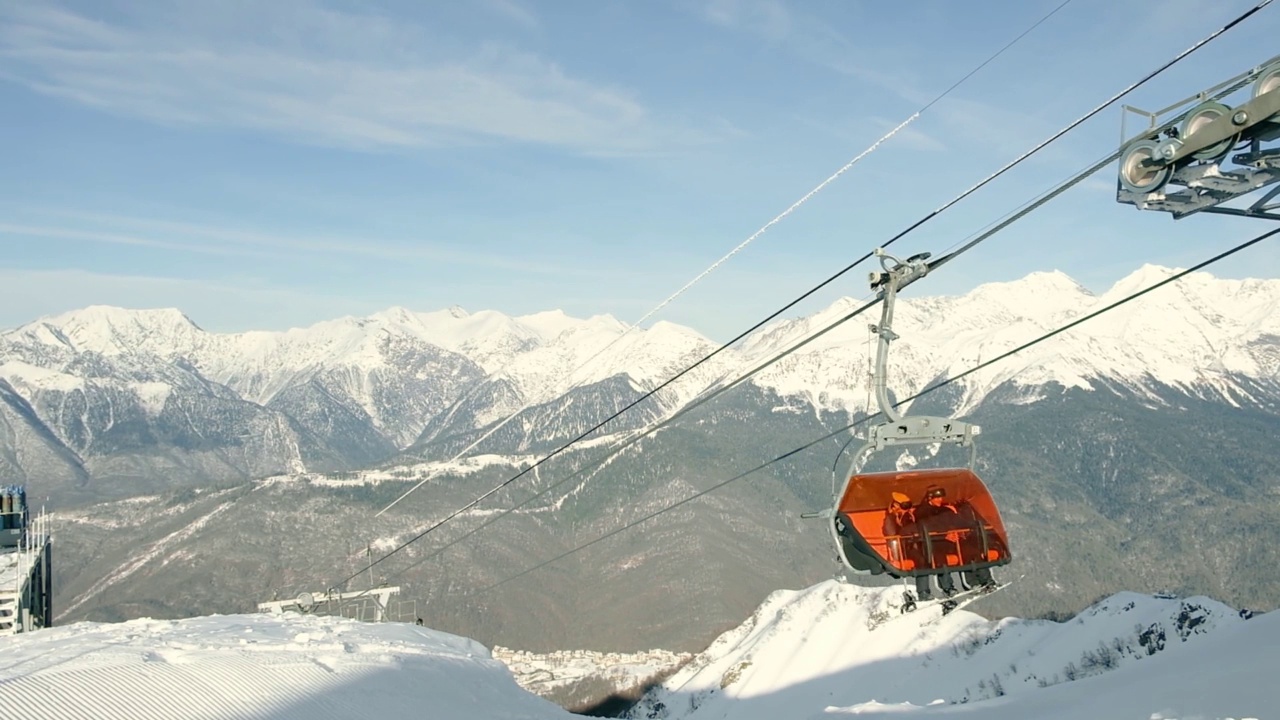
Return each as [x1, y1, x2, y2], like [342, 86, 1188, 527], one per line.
[3, 263, 1279, 500]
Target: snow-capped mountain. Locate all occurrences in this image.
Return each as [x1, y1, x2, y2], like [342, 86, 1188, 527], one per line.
[0, 303, 722, 496]
[5, 264, 1279, 500]
[743, 266, 1280, 416]
[11, 264, 1280, 662]
[626, 580, 1270, 720]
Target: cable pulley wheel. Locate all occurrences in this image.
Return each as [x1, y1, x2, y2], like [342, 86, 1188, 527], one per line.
[1254, 61, 1280, 100]
[1118, 140, 1172, 194]
[1182, 101, 1236, 162]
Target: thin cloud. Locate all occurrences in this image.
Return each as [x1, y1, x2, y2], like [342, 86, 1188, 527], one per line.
[697, 1, 1062, 157]
[479, 0, 540, 30]
[0, 223, 267, 257]
[0, 3, 706, 155]
[0, 214, 593, 276]
[702, 0, 793, 43]
[699, 0, 904, 89]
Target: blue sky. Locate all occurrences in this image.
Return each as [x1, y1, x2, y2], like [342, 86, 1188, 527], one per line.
[1, 0, 1278, 340]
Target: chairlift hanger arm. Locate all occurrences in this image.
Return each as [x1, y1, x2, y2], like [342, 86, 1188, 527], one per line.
[858, 248, 983, 476]
[867, 249, 933, 423]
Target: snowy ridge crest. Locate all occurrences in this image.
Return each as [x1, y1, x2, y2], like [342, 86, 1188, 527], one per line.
[627, 580, 1266, 720]
[7, 264, 1279, 421]
[744, 265, 1280, 415]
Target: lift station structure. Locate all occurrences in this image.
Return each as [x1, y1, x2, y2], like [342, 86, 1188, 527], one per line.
[0, 485, 53, 635]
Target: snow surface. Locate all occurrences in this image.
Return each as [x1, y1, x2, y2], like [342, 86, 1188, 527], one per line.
[0, 613, 572, 720]
[0, 582, 1270, 719]
[627, 581, 1268, 720]
[0, 361, 86, 393]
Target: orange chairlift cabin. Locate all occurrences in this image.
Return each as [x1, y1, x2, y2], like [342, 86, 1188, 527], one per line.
[811, 249, 1011, 594]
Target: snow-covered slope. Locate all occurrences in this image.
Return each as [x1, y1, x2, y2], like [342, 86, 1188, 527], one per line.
[4, 583, 1268, 720]
[0, 612, 572, 720]
[627, 580, 1265, 720]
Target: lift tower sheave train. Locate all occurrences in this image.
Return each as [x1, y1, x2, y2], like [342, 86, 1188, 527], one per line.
[1118, 56, 1280, 220]
[808, 250, 1012, 601]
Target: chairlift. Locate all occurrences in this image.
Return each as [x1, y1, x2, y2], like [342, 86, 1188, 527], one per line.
[810, 250, 1012, 584]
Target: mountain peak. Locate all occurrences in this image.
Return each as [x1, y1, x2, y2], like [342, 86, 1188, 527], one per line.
[50, 305, 200, 329]
[1105, 264, 1184, 298]
[944, 269, 1094, 324]
[20, 306, 204, 355]
[1025, 269, 1093, 294]
[515, 309, 578, 341]
[964, 269, 1093, 301]
[372, 306, 418, 324]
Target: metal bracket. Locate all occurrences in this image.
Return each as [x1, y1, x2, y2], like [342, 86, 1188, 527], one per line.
[1117, 54, 1280, 220]
[1118, 157, 1280, 219]
[844, 416, 982, 479]
[1157, 90, 1280, 165]
[866, 415, 980, 451]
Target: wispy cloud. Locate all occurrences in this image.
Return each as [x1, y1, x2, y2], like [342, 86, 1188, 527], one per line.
[479, 0, 540, 30]
[0, 2, 704, 155]
[697, 0, 1060, 156]
[699, 0, 914, 90]
[0, 212, 590, 275]
[703, 0, 793, 43]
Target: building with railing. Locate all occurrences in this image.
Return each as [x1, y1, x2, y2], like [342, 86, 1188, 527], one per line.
[0, 485, 53, 635]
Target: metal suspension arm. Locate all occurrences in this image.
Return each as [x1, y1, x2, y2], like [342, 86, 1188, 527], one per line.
[869, 249, 931, 423]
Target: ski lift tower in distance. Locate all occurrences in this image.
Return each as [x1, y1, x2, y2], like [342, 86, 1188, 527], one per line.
[1117, 55, 1280, 220]
[807, 250, 1012, 586]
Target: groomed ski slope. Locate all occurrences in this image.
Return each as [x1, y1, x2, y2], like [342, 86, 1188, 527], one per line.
[627, 581, 1269, 720]
[0, 612, 572, 720]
